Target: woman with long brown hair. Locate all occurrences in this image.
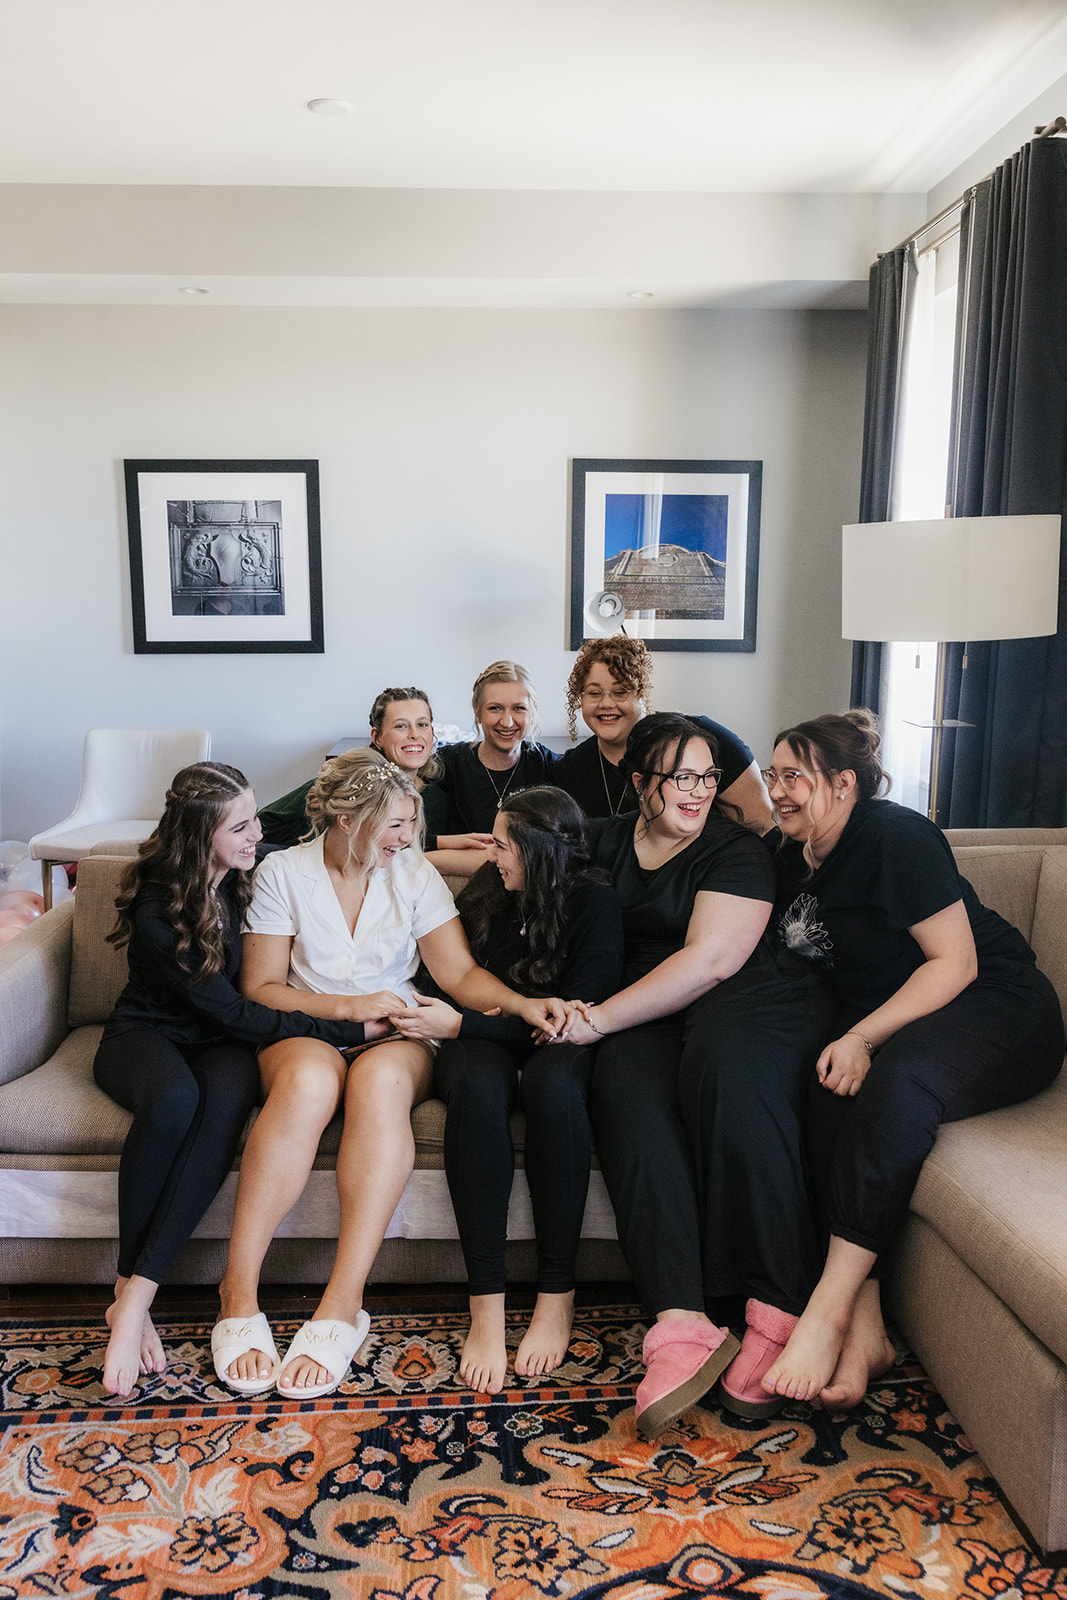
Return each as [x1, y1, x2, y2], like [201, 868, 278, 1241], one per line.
[94, 762, 374, 1397]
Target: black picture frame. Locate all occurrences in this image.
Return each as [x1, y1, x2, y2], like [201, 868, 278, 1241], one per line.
[569, 457, 762, 652]
[123, 458, 324, 654]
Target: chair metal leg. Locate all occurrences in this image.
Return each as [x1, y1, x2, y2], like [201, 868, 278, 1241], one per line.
[41, 861, 53, 912]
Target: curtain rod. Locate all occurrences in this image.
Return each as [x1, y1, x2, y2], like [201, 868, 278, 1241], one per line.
[879, 116, 1065, 259]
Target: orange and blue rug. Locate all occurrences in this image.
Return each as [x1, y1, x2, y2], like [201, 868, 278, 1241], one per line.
[0, 1301, 1060, 1598]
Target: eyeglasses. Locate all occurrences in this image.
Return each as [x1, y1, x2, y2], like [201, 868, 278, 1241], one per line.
[654, 768, 722, 792]
[761, 767, 814, 792]
[581, 686, 633, 703]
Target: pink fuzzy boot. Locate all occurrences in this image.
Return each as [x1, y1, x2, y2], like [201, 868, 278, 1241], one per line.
[719, 1298, 798, 1419]
[635, 1316, 740, 1439]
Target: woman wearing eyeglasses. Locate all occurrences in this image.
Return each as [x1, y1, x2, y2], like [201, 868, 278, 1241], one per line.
[559, 713, 830, 1437]
[554, 637, 772, 828]
[758, 710, 1062, 1411]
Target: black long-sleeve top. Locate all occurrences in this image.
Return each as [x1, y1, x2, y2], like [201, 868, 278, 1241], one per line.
[102, 874, 368, 1051]
[452, 879, 624, 1046]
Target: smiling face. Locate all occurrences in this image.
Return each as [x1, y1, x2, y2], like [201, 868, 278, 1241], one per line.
[476, 680, 531, 760]
[636, 736, 719, 839]
[372, 699, 434, 773]
[353, 796, 418, 868]
[209, 790, 261, 882]
[490, 813, 524, 892]
[579, 663, 645, 755]
[766, 739, 854, 858]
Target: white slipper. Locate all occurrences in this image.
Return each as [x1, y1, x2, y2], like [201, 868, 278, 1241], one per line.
[211, 1312, 280, 1396]
[276, 1312, 371, 1400]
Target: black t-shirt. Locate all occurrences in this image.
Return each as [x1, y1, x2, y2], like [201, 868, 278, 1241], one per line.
[105, 875, 369, 1051]
[553, 715, 754, 820]
[773, 798, 1036, 1022]
[590, 811, 775, 985]
[455, 879, 624, 1044]
[436, 740, 559, 834]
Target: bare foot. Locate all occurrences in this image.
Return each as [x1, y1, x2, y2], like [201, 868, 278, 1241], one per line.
[460, 1293, 508, 1394]
[103, 1277, 160, 1397]
[514, 1290, 574, 1379]
[762, 1302, 850, 1402]
[217, 1287, 274, 1387]
[819, 1281, 895, 1409]
[278, 1355, 333, 1390]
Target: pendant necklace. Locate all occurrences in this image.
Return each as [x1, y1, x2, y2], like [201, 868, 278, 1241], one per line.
[482, 748, 522, 810]
[598, 745, 628, 815]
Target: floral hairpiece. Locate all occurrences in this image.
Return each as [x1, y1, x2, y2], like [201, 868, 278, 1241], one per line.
[343, 761, 405, 797]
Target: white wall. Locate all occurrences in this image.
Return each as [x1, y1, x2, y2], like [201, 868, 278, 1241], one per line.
[0, 303, 863, 841]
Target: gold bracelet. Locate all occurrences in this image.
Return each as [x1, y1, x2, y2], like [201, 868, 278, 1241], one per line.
[846, 1030, 874, 1054]
[586, 1007, 605, 1036]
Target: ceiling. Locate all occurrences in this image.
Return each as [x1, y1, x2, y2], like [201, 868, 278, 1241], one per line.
[3, 0, 1067, 308]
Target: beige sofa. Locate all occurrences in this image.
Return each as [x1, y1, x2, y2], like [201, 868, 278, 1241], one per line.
[0, 833, 1064, 1555]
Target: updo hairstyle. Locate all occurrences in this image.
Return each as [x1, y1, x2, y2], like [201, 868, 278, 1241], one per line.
[471, 660, 541, 739]
[622, 712, 737, 828]
[304, 748, 423, 865]
[565, 635, 654, 739]
[773, 709, 890, 803]
[368, 685, 443, 783]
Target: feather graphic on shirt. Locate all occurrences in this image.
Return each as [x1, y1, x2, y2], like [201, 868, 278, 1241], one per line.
[777, 893, 833, 963]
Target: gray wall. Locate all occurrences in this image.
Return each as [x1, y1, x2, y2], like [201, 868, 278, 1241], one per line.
[0, 303, 863, 841]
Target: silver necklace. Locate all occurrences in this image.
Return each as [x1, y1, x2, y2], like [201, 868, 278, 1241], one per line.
[598, 745, 628, 815]
[482, 748, 522, 809]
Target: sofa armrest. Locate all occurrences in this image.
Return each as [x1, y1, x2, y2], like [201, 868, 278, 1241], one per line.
[0, 901, 75, 1087]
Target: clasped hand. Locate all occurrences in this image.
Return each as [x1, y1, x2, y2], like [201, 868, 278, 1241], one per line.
[816, 1033, 872, 1096]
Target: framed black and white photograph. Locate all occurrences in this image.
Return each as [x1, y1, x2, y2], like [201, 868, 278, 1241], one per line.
[569, 458, 762, 652]
[123, 459, 324, 653]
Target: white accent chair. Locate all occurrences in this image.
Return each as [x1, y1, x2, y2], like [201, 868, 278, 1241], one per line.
[29, 729, 212, 908]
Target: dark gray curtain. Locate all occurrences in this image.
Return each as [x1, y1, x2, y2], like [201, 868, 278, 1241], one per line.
[850, 247, 912, 709]
[939, 137, 1067, 825]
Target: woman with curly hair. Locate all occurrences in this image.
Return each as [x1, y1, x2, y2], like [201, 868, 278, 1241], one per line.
[391, 787, 624, 1392]
[215, 750, 571, 1400]
[555, 636, 771, 828]
[94, 762, 376, 1397]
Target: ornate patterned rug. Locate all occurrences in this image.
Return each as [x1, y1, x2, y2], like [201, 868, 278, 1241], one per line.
[0, 1302, 1059, 1599]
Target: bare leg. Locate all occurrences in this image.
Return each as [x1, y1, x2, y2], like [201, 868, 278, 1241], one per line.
[819, 1276, 895, 1409]
[460, 1293, 508, 1393]
[103, 1274, 161, 1396]
[218, 1040, 347, 1385]
[278, 1040, 433, 1391]
[515, 1289, 575, 1379]
[762, 1236, 878, 1401]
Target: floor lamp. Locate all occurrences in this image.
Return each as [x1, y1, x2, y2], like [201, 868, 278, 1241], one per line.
[841, 514, 1061, 822]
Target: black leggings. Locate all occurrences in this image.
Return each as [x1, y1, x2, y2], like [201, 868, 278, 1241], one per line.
[588, 950, 832, 1320]
[94, 1028, 261, 1284]
[808, 967, 1064, 1256]
[434, 1038, 596, 1295]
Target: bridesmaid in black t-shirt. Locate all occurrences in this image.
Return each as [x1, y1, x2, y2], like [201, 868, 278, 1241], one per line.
[553, 636, 772, 829]
[760, 710, 1062, 1410]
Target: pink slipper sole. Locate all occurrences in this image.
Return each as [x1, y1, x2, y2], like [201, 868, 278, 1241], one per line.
[719, 1298, 798, 1419]
[635, 1316, 740, 1439]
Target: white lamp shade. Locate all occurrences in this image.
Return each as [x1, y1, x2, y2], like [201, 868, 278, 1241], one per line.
[842, 514, 1061, 642]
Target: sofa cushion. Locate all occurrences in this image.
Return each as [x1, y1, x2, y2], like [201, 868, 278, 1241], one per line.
[1028, 847, 1067, 1030]
[68, 857, 131, 1029]
[0, 1025, 132, 1156]
[908, 1068, 1067, 1368]
[949, 844, 1046, 944]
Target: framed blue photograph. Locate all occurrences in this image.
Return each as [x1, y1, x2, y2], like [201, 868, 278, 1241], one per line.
[569, 458, 761, 651]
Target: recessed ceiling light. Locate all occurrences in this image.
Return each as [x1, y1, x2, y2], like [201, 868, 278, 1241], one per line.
[307, 98, 353, 117]
[627, 290, 655, 299]
[179, 286, 210, 296]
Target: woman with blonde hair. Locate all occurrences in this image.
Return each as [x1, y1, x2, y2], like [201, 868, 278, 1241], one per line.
[214, 748, 568, 1398]
[555, 636, 771, 829]
[436, 660, 559, 841]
